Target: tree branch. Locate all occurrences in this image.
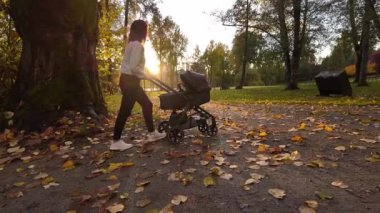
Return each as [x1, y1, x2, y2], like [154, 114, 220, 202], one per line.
[223, 23, 281, 44]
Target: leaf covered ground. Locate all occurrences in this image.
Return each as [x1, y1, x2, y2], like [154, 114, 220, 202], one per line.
[0, 102, 379, 212]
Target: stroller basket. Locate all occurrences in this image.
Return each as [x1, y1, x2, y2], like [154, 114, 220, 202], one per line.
[159, 91, 210, 110]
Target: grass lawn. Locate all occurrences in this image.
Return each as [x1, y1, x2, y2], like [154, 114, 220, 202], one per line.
[211, 79, 380, 105]
[105, 79, 380, 113]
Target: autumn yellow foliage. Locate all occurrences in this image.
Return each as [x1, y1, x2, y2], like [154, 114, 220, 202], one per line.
[344, 63, 376, 76]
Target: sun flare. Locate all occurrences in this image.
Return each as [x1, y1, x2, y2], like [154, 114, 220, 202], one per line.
[145, 41, 160, 75]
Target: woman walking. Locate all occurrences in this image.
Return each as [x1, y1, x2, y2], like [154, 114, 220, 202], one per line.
[111, 20, 166, 151]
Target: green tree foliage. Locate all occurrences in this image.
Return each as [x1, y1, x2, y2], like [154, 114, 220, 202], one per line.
[97, 0, 124, 94]
[231, 30, 265, 86]
[191, 45, 208, 75]
[221, 0, 335, 89]
[149, 13, 187, 86]
[167, 26, 188, 86]
[202, 41, 231, 89]
[322, 31, 355, 71]
[0, 0, 21, 97]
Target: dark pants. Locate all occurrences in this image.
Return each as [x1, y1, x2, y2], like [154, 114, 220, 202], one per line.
[113, 74, 154, 140]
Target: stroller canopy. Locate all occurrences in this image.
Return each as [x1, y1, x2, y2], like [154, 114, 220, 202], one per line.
[180, 71, 211, 93]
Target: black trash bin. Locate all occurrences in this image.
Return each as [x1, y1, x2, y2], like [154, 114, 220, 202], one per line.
[315, 71, 352, 96]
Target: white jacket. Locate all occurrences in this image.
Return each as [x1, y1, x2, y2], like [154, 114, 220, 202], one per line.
[120, 41, 145, 78]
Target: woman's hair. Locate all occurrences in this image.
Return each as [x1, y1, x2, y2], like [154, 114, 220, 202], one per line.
[128, 20, 148, 43]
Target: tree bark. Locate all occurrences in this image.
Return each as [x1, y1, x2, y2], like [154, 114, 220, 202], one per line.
[366, 0, 380, 40]
[124, 0, 130, 44]
[288, 0, 302, 90]
[358, 0, 371, 86]
[236, 0, 250, 90]
[348, 0, 362, 83]
[5, 0, 106, 130]
[276, 0, 295, 90]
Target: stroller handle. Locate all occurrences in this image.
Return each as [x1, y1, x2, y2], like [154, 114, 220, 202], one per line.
[147, 75, 177, 93]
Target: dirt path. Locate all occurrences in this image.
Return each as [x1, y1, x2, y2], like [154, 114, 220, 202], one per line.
[0, 103, 379, 212]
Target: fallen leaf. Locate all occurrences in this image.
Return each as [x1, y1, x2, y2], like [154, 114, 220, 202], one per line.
[171, 195, 188, 205]
[365, 152, 380, 162]
[7, 191, 23, 198]
[291, 135, 303, 143]
[256, 160, 269, 166]
[7, 146, 25, 154]
[324, 126, 333, 132]
[34, 173, 49, 180]
[210, 166, 221, 176]
[307, 159, 325, 168]
[106, 175, 118, 180]
[257, 144, 267, 152]
[135, 186, 144, 193]
[360, 139, 377, 144]
[192, 139, 203, 145]
[107, 183, 120, 191]
[200, 160, 209, 166]
[106, 162, 134, 173]
[249, 165, 261, 170]
[160, 159, 170, 165]
[315, 191, 333, 200]
[136, 180, 150, 187]
[43, 182, 59, 189]
[49, 144, 58, 152]
[331, 180, 348, 189]
[136, 198, 151, 208]
[334, 146, 346, 151]
[14, 182, 26, 187]
[246, 131, 255, 138]
[119, 192, 129, 199]
[203, 176, 216, 187]
[106, 203, 124, 213]
[290, 151, 301, 161]
[4, 111, 14, 119]
[259, 131, 268, 137]
[305, 200, 318, 209]
[220, 173, 233, 180]
[268, 188, 286, 199]
[298, 205, 316, 213]
[184, 168, 197, 173]
[62, 160, 75, 171]
[160, 203, 174, 213]
[299, 123, 306, 130]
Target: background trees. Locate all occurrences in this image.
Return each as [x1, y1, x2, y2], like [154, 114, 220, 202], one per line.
[0, 0, 21, 98]
[149, 13, 188, 86]
[0, 0, 379, 129]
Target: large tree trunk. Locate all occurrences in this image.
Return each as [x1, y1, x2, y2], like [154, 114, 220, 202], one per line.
[358, 0, 371, 86]
[124, 0, 130, 44]
[348, 0, 362, 83]
[4, 0, 106, 130]
[366, 0, 380, 40]
[288, 0, 302, 90]
[276, 0, 296, 90]
[236, 0, 249, 90]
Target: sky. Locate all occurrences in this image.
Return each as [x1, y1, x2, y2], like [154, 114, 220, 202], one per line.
[145, 0, 236, 73]
[144, 0, 332, 74]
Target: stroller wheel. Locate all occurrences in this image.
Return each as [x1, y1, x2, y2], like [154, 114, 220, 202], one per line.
[168, 129, 184, 144]
[207, 125, 218, 136]
[198, 120, 208, 133]
[158, 121, 169, 133]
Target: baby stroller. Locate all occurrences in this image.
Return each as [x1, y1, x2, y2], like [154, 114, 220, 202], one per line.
[149, 71, 217, 143]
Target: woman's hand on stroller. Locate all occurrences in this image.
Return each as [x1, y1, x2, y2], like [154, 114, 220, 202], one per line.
[142, 71, 153, 80]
